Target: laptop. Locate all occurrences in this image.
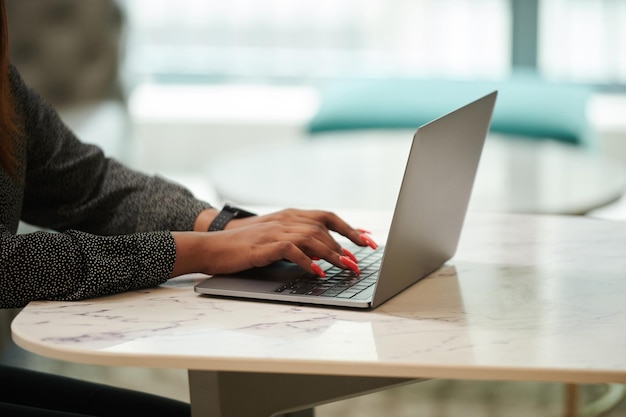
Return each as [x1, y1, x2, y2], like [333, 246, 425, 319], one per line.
[195, 91, 497, 309]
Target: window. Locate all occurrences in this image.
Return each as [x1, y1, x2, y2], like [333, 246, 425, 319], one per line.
[539, 0, 626, 85]
[122, 0, 511, 85]
[122, 0, 626, 87]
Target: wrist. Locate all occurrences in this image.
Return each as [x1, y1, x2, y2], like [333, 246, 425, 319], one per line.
[170, 231, 208, 277]
[193, 208, 219, 232]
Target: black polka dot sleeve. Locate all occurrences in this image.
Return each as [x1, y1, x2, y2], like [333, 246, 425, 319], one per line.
[0, 226, 176, 309]
[0, 66, 214, 309]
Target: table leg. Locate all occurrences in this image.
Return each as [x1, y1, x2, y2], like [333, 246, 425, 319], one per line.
[563, 383, 578, 417]
[188, 370, 417, 417]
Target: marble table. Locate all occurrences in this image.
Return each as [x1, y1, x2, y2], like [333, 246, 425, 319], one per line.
[11, 210, 626, 417]
[209, 132, 626, 215]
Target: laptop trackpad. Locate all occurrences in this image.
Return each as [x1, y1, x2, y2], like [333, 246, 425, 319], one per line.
[198, 261, 307, 293]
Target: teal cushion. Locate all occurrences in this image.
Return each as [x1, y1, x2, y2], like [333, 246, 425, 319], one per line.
[308, 76, 594, 146]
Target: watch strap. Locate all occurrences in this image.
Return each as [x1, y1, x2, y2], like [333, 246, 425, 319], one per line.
[208, 204, 256, 231]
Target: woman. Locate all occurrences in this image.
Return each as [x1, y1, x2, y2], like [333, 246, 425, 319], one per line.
[0, 1, 375, 415]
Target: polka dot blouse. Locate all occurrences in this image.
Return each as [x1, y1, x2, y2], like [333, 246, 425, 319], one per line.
[0, 66, 213, 309]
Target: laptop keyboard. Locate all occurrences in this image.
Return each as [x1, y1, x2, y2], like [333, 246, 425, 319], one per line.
[275, 244, 384, 298]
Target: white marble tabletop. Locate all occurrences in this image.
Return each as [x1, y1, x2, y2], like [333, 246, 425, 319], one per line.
[11, 211, 626, 385]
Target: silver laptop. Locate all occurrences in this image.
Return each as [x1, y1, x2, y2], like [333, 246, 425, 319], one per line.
[195, 91, 497, 309]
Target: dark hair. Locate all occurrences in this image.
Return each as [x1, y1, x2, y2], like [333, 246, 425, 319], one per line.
[0, 0, 21, 178]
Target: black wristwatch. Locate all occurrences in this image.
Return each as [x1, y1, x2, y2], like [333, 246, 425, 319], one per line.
[208, 204, 256, 231]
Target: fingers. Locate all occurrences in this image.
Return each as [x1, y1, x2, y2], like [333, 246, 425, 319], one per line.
[280, 242, 361, 278]
[276, 224, 365, 277]
[279, 224, 347, 271]
[283, 209, 380, 250]
[245, 224, 359, 277]
[256, 237, 338, 277]
[357, 230, 378, 250]
[219, 208, 379, 277]
[259, 208, 378, 249]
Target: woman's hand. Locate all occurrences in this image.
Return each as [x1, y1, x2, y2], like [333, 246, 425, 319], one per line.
[171, 208, 377, 278]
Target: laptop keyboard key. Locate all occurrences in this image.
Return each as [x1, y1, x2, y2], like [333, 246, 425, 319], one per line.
[276, 245, 384, 298]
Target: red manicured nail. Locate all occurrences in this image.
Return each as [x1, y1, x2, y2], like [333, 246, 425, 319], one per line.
[311, 263, 325, 277]
[311, 256, 320, 261]
[339, 256, 361, 275]
[359, 233, 378, 250]
[341, 247, 358, 263]
[356, 228, 371, 234]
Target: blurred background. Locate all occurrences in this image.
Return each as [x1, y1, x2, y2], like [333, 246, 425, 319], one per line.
[3, 0, 626, 415]
[122, 0, 625, 84]
[5, 0, 626, 191]
[5, 0, 626, 216]
[4, 0, 626, 203]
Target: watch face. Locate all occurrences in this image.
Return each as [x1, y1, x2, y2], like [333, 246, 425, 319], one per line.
[225, 204, 256, 218]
